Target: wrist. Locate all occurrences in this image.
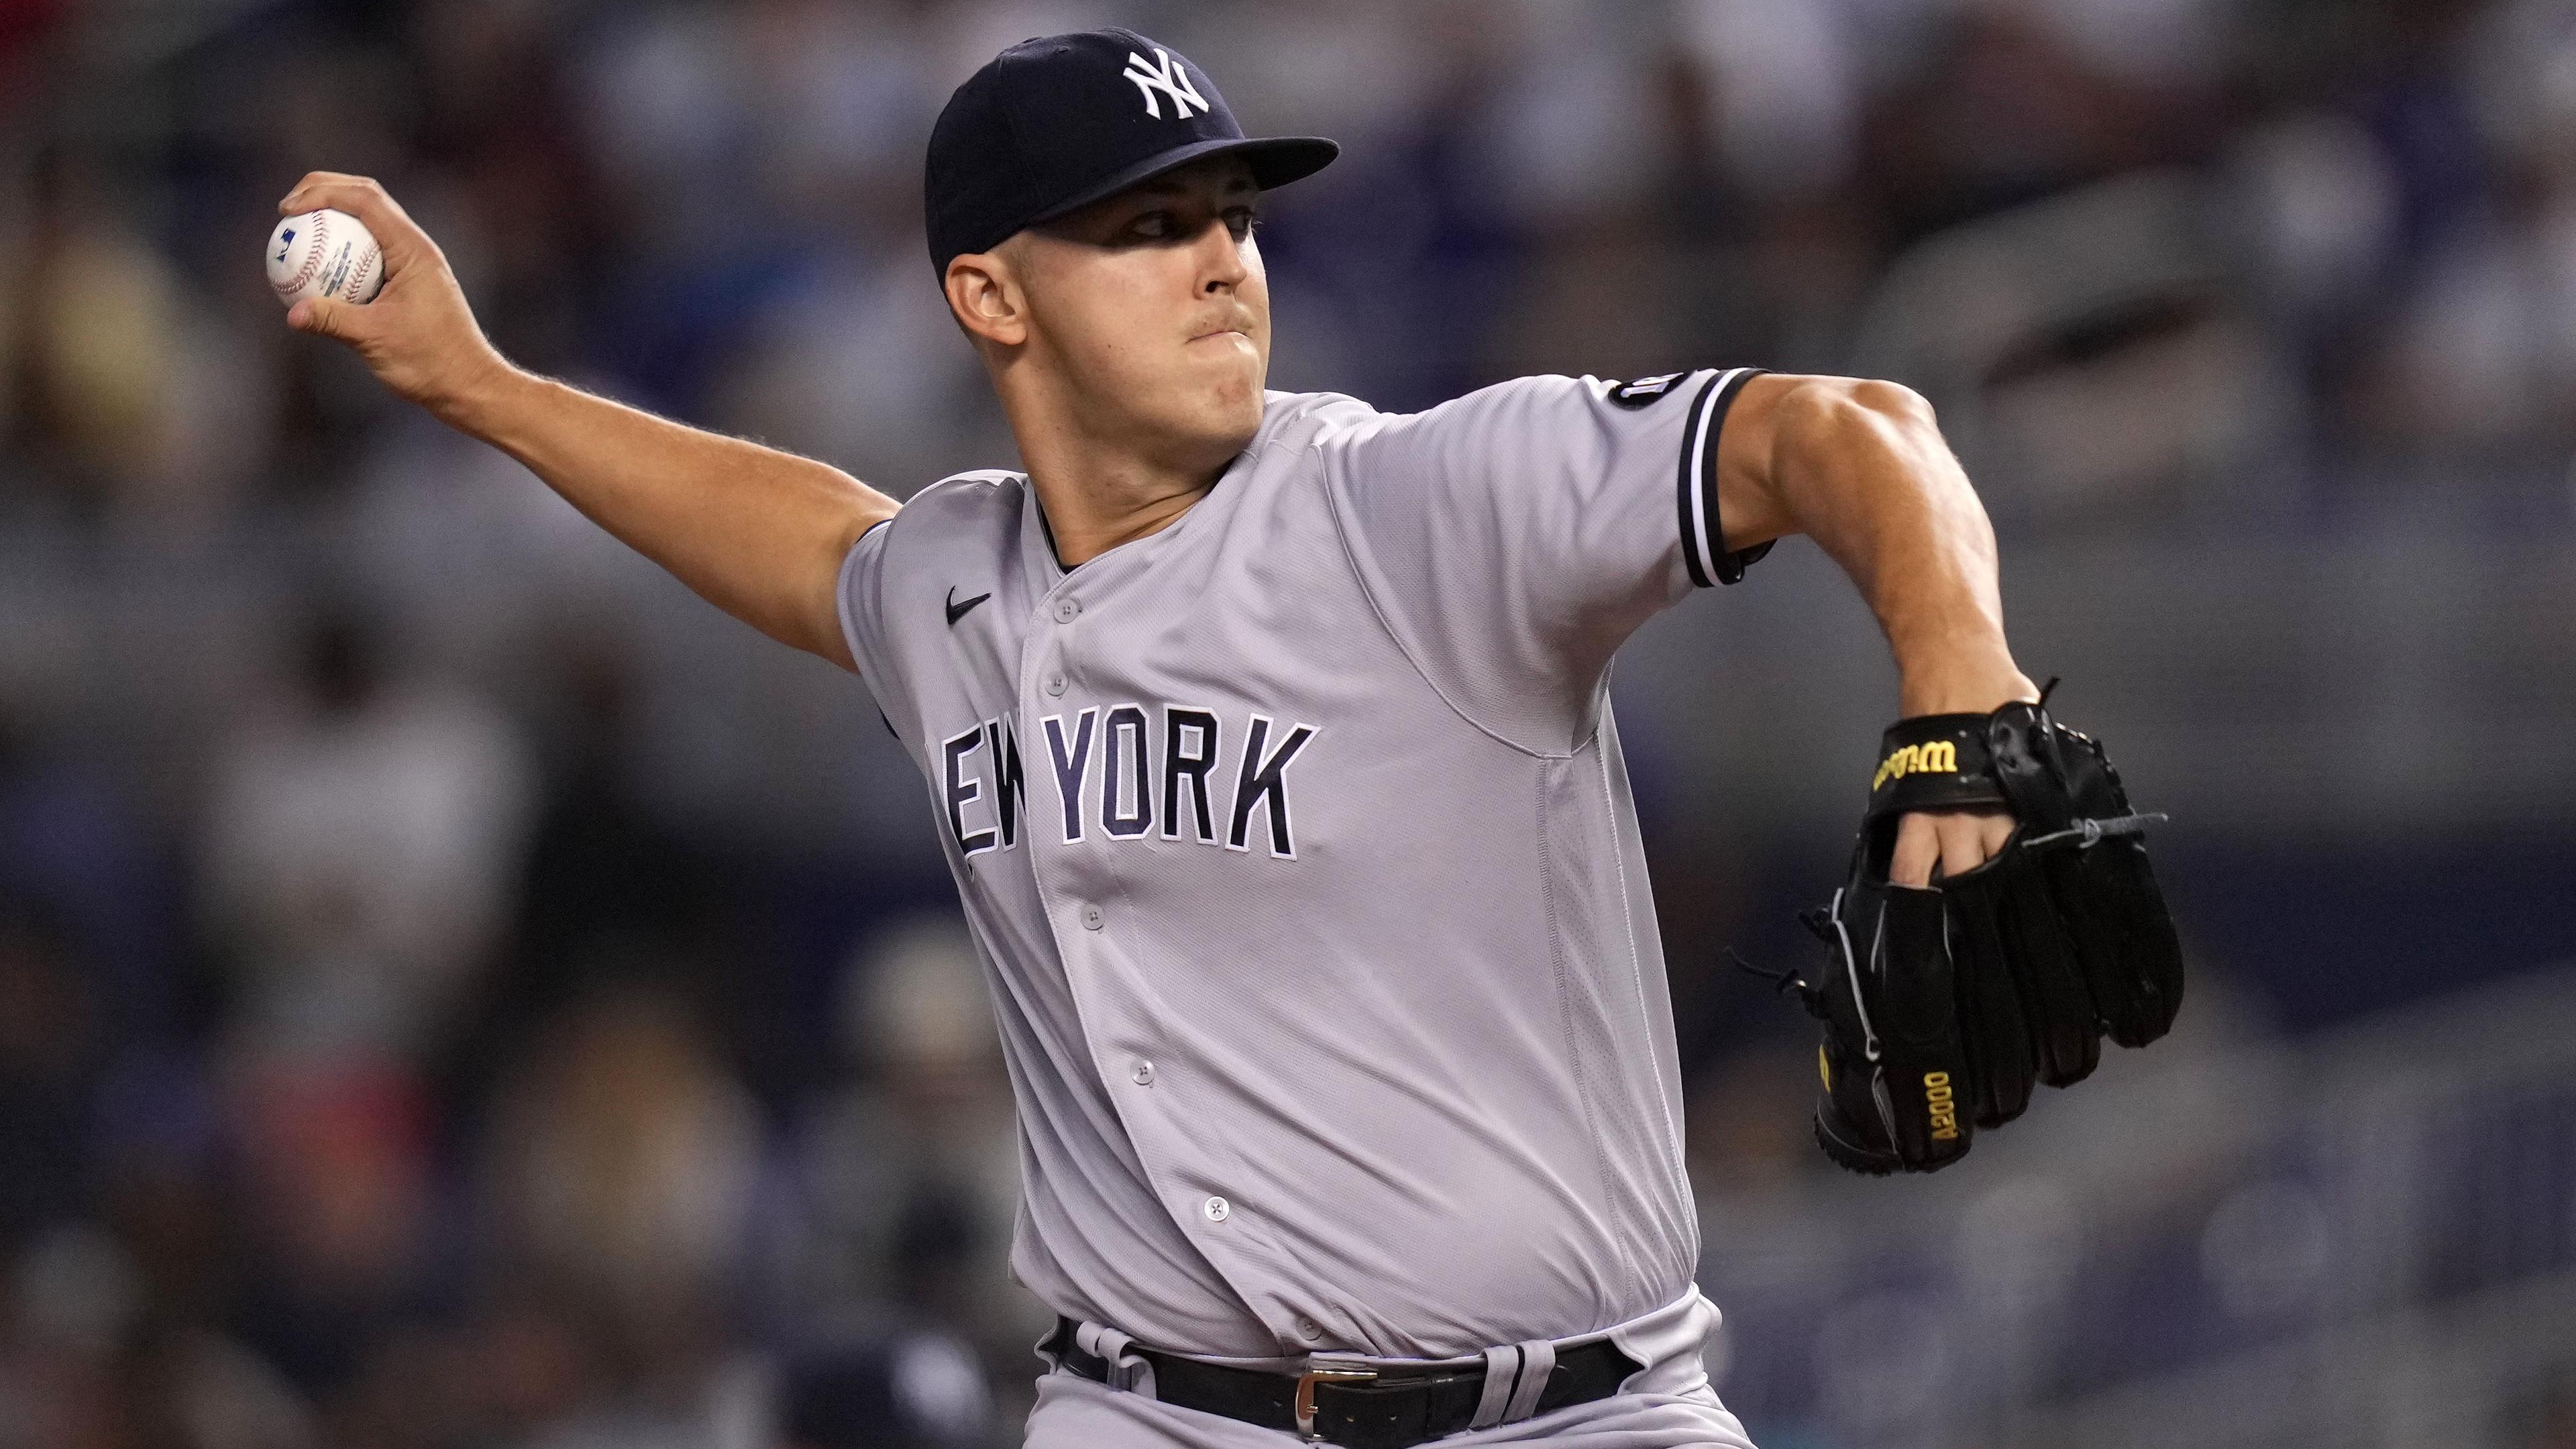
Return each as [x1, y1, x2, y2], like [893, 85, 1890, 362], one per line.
[1897, 655, 2037, 718]
[428, 348, 529, 438]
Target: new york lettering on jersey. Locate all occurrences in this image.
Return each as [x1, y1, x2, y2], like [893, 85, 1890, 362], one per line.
[938, 708, 1316, 858]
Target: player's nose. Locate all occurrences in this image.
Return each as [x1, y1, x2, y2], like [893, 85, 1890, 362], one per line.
[1194, 218, 1249, 294]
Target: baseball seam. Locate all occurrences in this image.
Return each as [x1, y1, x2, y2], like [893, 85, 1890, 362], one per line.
[273, 211, 328, 297]
[343, 243, 381, 301]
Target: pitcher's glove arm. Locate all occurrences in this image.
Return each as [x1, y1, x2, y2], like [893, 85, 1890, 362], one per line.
[1784, 692, 2185, 1175]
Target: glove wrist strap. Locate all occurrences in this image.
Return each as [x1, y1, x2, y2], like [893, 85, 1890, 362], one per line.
[1865, 714, 2008, 820]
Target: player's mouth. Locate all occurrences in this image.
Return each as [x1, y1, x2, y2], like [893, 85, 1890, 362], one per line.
[1187, 307, 1259, 346]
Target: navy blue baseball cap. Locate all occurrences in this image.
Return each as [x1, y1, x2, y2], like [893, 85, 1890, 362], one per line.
[925, 28, 1338, 277]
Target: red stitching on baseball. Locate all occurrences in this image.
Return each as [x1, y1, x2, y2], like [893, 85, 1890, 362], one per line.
[346, 244, 380, 300]
[273, 211, 328, 297]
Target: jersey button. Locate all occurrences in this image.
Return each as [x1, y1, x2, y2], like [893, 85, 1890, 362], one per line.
[1079, 903, 1105, 931]
[1130, 1060, 1155, 1085]
[1052, 598, 1081, 623]
[1202, 1196, 1230, 1223]
[1044, 672, 1067, 697]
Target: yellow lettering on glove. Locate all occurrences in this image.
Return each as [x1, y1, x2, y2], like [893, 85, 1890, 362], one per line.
[1872, 740, 1958, 793]
[1925, 1069, 1959, 1140]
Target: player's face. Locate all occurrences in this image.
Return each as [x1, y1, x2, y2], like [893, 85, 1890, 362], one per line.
[1014, 157, 1271, 467]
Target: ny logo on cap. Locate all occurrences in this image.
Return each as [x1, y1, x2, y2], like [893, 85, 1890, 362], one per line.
[1122, 48, 1209, 120]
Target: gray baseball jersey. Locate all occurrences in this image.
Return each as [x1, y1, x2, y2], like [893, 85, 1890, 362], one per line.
[837, 367, 1769, 1364]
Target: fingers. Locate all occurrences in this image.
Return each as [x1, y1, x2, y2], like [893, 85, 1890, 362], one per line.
[1890, 811, 1939, 888]
[1890, 808, 2017, 887]
[1938, 814, 1991, 881]
[278, 172, 439, 276]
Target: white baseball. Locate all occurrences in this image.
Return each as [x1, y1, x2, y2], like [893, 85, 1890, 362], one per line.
[265, 208, 385, 308]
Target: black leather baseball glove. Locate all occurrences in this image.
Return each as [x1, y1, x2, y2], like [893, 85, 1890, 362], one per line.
[1775, 689, 2184, 1175]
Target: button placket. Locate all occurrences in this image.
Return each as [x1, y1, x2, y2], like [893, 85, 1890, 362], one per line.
[1002, 477, 1303, 1311]
[1020, 536, 1272, 1285]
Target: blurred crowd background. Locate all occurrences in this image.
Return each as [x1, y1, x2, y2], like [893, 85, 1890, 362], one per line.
[3, 0, 2574, 1446]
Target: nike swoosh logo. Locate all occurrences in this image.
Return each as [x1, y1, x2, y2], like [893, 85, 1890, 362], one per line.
[945, 586, 991, 626]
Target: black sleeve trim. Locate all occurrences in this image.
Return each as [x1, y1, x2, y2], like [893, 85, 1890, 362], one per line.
[1674, 366, 1769, 588]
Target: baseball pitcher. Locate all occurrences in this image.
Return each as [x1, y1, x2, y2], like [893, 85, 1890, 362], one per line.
[280, 28, 2181, 1449]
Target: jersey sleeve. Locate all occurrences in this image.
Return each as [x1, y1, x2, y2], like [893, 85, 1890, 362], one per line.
[835, 515, 914, 734]
[1325, 367, 1772, 753]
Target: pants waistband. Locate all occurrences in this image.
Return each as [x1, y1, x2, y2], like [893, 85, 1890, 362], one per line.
[1036, 1289, 1716, 1446]
[1043, 1318, 1639, 1446]
[1049, 1286, 1713, 1376]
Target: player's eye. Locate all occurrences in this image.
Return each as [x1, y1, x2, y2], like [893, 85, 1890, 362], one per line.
[1117, 205, 1256, 246]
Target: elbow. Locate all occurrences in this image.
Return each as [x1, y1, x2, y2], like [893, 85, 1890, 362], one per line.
[1734, 373, 1968, 548]
[1843, 376, 1934, 425]
[1773, 375, 1946, 480]
[1784, 374, 1934, 436]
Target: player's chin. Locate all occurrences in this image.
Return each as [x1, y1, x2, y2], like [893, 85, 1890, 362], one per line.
[1185, 358, 1265, 428]
[1206, 383, 1266, 441]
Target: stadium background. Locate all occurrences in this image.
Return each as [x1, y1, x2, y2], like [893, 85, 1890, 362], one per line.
[3, 0, 2574, 1445]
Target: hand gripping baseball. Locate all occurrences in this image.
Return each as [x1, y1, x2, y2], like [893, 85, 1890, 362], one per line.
[276, 173, 510, 423]
[1782, 688, 2185, 1175]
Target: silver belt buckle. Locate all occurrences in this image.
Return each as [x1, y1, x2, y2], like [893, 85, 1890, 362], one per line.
[1293, 1366, 1377, 1440]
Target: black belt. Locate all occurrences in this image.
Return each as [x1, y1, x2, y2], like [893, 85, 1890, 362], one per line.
[1043, 1317, 1641, 1448]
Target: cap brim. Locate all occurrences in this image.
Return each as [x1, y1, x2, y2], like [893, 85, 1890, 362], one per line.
[1024, 135, 1340, 229]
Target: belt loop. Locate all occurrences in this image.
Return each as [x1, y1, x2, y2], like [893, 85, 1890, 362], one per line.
[1502, 1338, 1556, 1422]
[1468, 1345, 1519, 1429]
[1073, 1322, 1158, 1398]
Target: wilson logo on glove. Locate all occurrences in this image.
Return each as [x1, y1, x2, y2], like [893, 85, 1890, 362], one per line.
[1872, 740, 1957, 792]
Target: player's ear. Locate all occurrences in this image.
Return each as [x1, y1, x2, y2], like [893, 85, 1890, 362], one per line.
[945, 250, 1029, 349]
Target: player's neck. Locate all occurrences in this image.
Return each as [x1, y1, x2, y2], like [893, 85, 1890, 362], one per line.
[1031, 482, 1210, 567]
[1012, 423, 1232, 568]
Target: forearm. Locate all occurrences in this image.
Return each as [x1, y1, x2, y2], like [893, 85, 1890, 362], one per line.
[274, 172, 896, 671]
[445, 365, 896, 669]
[1756, 378, 2034, 716]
